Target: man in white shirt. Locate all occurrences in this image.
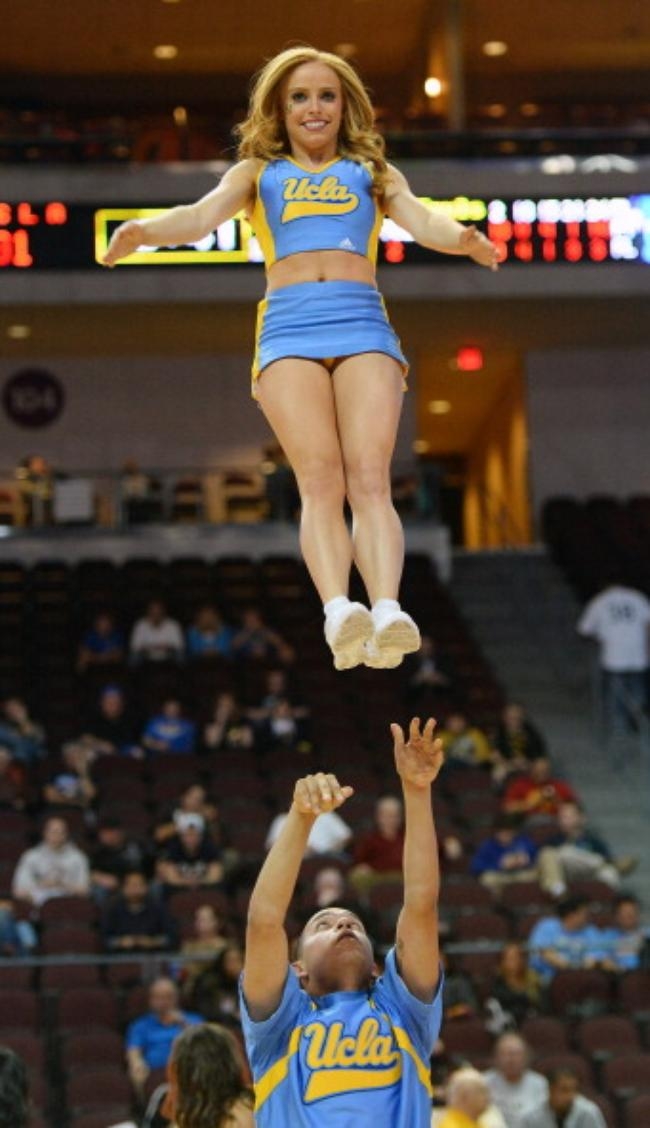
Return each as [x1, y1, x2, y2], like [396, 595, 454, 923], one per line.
[12, 816, 90, 908]
[577, 580, 650, 746]
[484, 1033, 548, 1128]
[522, 1067, 606, 1128]
[129, 599, 185, 664]
[265, 809, 352, 857]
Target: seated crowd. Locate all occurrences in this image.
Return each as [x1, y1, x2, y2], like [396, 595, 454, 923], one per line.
[0, 581, 646, 1128]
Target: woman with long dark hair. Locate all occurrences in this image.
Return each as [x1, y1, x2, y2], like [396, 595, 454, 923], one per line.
[163, 1023, 253, 1128]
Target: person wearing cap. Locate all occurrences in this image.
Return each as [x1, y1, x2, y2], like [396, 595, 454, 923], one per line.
[156, 813, 224, 891]
[101, 870, 177, 952]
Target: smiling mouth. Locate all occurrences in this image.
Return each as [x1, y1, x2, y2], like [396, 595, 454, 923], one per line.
[303, 121, 328, 130]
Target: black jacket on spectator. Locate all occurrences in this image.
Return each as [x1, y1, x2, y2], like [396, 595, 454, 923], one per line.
[101, 895, 177, 950]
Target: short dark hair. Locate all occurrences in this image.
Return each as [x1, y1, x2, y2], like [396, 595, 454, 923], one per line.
[0, 1047, 28, 1128]
[557, 896, 589, 920]
[548, 1065, 579, 1086]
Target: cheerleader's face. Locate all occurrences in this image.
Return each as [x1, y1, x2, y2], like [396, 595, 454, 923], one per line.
[283, 61, 343, 158]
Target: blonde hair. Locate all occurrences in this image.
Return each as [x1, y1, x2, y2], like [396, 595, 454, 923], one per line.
[235, 46, 389, 197]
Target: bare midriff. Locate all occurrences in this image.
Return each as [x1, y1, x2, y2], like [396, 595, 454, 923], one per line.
[266, 249, 377, 292]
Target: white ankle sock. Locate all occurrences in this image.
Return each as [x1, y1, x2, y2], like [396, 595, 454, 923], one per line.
[372, 598, 400, 616]
[323, 595, 350, 619]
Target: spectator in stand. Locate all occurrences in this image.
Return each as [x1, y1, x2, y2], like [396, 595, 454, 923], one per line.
[156, 813, 224, 891]
[179, 904, 230, 1001]
[436, 1068, 492, 1128]
[77, 610, 125, 673]
[101, 870, 177, 952]
[232, 606, 295, 665]
[265, 806, 352, 858]
[202, 692, 256, 754]
[482, 1034, 547, 1128]
[81, 684, 143, 758]
[441, 950, 479, 1020]
[0, 898, 37, 956]
[248, 668, 311, 727]
[349, 794, 404, 893]
[488, 944, 541, 1028]
[186, 605, 235, 660]
[438, 711, 493, 769]
[161, 1022, 254, 1128]
[470, 815, 539, 892]
[130, 599, 185, 664]
[0, 1045, 29, 1128]
[12, 816, 90, 908]
[577, 577, 650, 748]
[90, 816, 153, 899]
[187, 942, 245, 1022]
[0, 748, 27, 811]
[126, 976, 202, 1098]
[0, 697, 46, 765]
[521, 1066, 606, 1128]
[153, 784, 222, 848]
[537, 801, 635, 896]
[502, 756, 578, 820]
[405, 634, 453, 708]
[142, 698, 197, 757]
[528, 896, 609, 984]
[300, 865, 379, 942]
[600, 894, 649, 971]
[42, 740, 96, 811]
[492, 703, 547, 781]
[258, 698, 312, 755]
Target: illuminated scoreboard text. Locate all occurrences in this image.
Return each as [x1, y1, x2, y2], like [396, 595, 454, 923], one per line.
[1, 195, 648, 269]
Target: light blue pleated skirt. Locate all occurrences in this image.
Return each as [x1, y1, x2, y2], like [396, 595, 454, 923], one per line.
[251, 280, 408, 398]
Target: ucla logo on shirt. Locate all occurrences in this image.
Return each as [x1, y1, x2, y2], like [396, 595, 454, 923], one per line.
[281, 176, 360, 223]
[301, 1017, 402, 1102]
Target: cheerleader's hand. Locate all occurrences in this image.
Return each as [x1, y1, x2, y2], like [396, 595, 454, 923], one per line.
[101, 219, 146, 267]
[459, 225, 501, 271]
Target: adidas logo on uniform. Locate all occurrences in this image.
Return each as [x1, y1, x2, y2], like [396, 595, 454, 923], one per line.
[339, 237, 356, 250]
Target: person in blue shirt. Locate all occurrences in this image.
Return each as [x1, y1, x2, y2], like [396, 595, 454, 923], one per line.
[470, 815, 539, 892]
[239, 716, 445, 1127]
[142, 698, 197, 756]
[126, 976, 202, 1098]
[528, 897, 607, 983]
[599, 894, 649, 971]
[77, 610, 125, 673]
[186, 604, 235, 659]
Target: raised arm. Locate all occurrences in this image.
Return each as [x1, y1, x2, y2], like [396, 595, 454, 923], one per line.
[101, 158, 259, 266]
[393, 717, 444, 1003]
[242, 773, 353, 1022]
[384, 164, 499, 270]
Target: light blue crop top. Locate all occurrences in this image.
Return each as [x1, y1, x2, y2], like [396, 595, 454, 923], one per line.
[251, 156, 384, 268]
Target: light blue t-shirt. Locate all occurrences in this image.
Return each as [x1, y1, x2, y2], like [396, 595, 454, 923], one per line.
[528, 918, 606, 982]
[240, 948, 443, 1128]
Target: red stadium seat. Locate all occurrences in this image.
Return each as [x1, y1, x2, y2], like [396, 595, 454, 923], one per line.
[602, 1053, 650, 1100]
[0, 1032, 44, 1068]
[575, 1015, 640, 1062]
[67, 1067, 132, 1113]
[624, 1093, 650, 1128]
[520, 1016, 570, 1054]
[40, 896, 98, 926]
[442, 1018, 494, 1067]
[0, 990, 39, 1029]
[62, 1030, 125, 1072]
[548, 969, 613, 1017]
[41, 964, 102, 990]
[58, 988, 120, 1032]
[453, 913, 510, 943]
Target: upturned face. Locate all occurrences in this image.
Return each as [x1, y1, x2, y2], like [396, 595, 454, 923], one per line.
[282, 61, 343, 160]
[297, 907, 374, 994]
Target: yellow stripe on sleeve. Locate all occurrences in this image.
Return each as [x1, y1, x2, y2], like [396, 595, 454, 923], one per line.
[254, 1025, 303, 1110]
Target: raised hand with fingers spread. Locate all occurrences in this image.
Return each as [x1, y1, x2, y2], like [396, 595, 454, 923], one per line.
[240, 716, 445, 1128]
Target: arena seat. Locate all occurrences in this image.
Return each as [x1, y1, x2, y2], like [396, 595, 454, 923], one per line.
[58, 987, 120, 1032]
[548, 969, 613, 1017]
[0, 990, 39, 1030]
[535, 1051, 594, 1089]
[575, 1014, 640, 1062]
[61, 1029, 125, 1072]
[520, 1016, 570, 1054]
[602, 1052, 650, 1101]
[624, 1092, 650, 1128]
[66, 1068, 133, 1115]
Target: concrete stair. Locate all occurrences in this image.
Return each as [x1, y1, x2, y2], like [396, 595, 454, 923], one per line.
[449, 548, 650, 904]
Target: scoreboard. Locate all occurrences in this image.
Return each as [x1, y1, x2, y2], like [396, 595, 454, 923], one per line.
[1, 194, 649, 270]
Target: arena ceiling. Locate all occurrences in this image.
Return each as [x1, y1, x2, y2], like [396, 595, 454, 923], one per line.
[3, 0, 648, 117]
